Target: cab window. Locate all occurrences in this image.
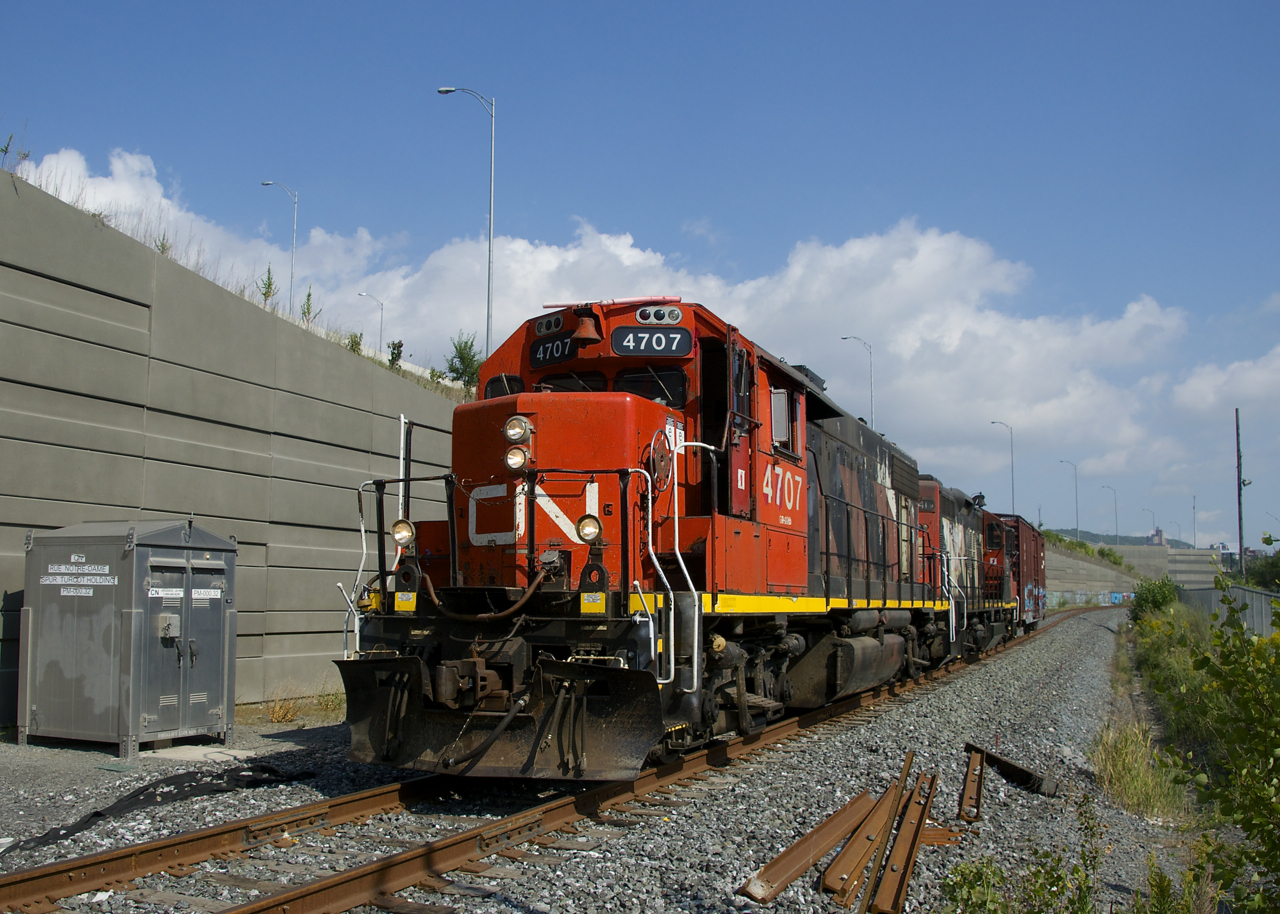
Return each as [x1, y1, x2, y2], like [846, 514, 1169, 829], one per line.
[536, 371, 607, 392]
[985, 522, 1003, 550]
[615, 367, 687, 408]
[484, 374, 525, 399]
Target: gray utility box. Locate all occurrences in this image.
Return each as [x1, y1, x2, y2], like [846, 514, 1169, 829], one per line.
[17, 520, 237, 759]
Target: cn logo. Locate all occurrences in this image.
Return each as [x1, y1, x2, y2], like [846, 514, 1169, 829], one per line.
[737, 469, 746, 490]
[467, 482, 600, 546]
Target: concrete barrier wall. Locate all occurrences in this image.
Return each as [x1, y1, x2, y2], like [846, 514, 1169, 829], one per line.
[1167, 548, 1220, 589]
[0, 175, 455, 719]
[1045, 543, 1137, 607]
[1111, 545, 1170, 581]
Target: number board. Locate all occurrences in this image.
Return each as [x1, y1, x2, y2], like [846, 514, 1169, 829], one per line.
[610, 326, 693, 357]
[530, 331, 578, 368]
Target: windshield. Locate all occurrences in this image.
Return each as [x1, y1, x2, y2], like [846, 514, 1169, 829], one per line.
[533, 367, 689, 408]
[614, 367, 687, 408]
[537, 371, 607, 393]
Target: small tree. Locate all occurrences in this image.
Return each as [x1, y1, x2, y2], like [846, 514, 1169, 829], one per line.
[300, 285, 321, 326]
[446, 331, 482, 389]
[257, 265, 280, 311]
[345, 331, 363, 354]
[387, 340, 404, 370]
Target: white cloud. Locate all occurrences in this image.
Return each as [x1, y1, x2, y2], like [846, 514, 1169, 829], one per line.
[1172, 343, 1280, 416]
[27, 145, 1274, 545]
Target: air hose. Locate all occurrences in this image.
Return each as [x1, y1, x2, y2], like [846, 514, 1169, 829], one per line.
[443, 694, 529, 769]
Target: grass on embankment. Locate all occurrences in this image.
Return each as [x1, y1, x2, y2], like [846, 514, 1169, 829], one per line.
[1089, 605, 1211, 821]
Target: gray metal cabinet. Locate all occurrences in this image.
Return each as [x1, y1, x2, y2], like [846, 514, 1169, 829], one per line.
[18, 520, 236, 759]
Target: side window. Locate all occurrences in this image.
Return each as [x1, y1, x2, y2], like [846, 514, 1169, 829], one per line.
[770, 387, 796, 454]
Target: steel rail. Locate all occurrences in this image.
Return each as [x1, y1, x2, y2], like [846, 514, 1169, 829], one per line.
[1, 604, 1109, 914]
[737, 790, 875, 903]
[823, 787, 913, 900]
[869, 771, 937, 913]
[0, 776, 455, 913]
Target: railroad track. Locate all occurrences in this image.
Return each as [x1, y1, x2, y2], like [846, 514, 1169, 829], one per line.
[0, 605, 1104, 914]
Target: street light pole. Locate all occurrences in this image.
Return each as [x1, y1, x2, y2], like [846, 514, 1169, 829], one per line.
[261, 181, 297, 316]
[1143, 508, 1156, 542]
[992, 421, 1014, 515]
[840, 335, 874, 430]
[439, 87, 495, 358]
[1172, 521, 1182, 545]
[1102, 485, 1118, 546]
[1060, 459, 1078, 542]
[1236, 407, 1249, 579]
[358, 292, 385, 354]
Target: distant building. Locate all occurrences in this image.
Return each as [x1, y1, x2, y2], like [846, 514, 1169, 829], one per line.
[1146, 526, 1165, 546]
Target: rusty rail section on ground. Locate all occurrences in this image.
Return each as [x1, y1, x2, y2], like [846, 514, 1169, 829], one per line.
[1, 606, 1103, 914]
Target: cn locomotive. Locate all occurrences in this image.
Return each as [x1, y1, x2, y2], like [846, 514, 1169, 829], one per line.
[336, 297, 1045, 780]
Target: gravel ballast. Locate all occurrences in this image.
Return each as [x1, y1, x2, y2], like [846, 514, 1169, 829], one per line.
[0, 607, 1182, 913]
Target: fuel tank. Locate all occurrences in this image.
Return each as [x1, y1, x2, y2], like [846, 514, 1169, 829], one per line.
[783, 631, 906, 708]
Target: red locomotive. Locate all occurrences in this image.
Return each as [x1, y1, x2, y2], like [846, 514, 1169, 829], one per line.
[337, 297, 1044, 779]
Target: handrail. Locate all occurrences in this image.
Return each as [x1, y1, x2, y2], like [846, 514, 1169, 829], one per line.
[812, 490, 928, 600]
[628, 467, 675, 685]
[672, 441, 718, 694]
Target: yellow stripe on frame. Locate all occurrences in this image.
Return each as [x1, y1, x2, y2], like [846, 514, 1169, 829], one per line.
[711, 594, 829, 614]
[628, 593, 665, 614]
[627, 590, 945, 615]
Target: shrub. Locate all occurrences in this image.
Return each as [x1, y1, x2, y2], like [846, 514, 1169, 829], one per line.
[1131, 576, 1177, 621]
[1134, 604, 1224, 752]
[1158, 575, 1280, 911]
[1096, 546, 1124, 567]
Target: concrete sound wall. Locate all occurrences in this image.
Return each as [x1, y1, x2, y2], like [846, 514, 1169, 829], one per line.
[1045, 543, 1137, 607]
[0, 175, 455, 720]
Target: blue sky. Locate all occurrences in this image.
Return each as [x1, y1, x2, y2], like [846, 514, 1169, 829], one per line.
[4, 2, 1278, 552]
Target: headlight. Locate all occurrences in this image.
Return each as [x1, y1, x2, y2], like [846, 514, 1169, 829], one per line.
[391, 518, 416, 546]
[575, 514, 602, 543]
[505, 446, 529, 470]
[503, 415, 533, 443]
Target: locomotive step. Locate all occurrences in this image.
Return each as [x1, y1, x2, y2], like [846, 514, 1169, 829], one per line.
[721, 688, 786, 713]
